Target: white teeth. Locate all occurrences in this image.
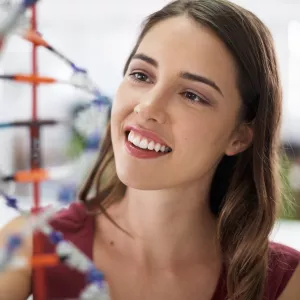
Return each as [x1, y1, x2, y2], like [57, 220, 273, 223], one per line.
[154, 143, 161, 152]
[148, 141, 155, 150]
[132, 136, 140, 146]
[128, 131, 134, 141]
[127, 130, 171, 153]
[139, 139, 148, 149]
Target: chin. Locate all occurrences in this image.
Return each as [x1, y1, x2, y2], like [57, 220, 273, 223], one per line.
[115, 164, 169, 190]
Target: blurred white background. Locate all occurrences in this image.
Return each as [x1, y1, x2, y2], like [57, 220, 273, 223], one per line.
[0, 0, 300, 249]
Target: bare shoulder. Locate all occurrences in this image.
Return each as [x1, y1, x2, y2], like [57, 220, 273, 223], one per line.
[0, 216, 33, 300]
[278, 264, 300, 300]
[268, 242, 300, 300]
[0, 215, 32, 251]
[0, 215, 29, 231]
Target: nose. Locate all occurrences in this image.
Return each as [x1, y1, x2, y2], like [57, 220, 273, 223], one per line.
[134, 90, 168, 124]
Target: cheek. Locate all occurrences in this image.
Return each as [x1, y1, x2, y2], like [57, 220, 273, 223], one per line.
[111, 81, 136, 121]
[176, 114, 234, 157]
[111, 81, 138, 147]
[111, 86, 128, 127]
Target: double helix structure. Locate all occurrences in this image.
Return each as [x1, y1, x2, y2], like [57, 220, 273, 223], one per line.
[0, 1, 111, 299]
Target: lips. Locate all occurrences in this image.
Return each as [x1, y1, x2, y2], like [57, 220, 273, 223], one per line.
[123, 125, 172, 159]
[124, 125, 172, 150]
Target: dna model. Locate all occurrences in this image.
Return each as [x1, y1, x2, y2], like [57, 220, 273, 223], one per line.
[0, 1, 111, 299]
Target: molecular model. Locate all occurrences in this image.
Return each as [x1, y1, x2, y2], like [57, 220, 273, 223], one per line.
[0, 1, 111, 299]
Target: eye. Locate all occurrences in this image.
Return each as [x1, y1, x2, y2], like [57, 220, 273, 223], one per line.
[181, 91, 210, 105]
[129, 72, 152, 83]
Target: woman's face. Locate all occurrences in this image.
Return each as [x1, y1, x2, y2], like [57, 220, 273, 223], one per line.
[111, 16, 252, 190]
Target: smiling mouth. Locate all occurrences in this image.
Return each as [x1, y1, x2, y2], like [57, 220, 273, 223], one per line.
[125, 131, 172, 153]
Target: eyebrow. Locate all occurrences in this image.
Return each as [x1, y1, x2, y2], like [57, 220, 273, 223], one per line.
[132, 53, 158, 67]
[131, 53, 224, 97]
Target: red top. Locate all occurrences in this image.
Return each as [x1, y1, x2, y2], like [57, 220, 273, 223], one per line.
[32, 202, 300, 299]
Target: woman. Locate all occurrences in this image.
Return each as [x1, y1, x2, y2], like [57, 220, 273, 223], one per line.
[0, 0, 299, 299]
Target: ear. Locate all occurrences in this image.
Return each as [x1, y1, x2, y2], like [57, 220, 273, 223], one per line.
[225, 123, 253, 156]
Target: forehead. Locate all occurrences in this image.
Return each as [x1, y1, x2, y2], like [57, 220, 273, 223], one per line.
[136, 16, 240, 101]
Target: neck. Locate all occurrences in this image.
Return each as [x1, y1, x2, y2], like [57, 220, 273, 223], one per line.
[118, 181, 220, 269]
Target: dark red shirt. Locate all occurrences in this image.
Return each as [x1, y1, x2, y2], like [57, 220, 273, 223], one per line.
[32, 202, 300, 299]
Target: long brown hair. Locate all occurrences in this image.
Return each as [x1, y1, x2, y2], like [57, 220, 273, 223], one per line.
[79, 1, 282, 299]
